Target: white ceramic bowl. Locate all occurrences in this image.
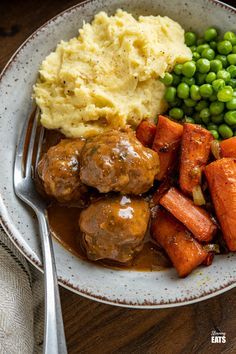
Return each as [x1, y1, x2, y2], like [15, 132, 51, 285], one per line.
[0, 0, 236, 308]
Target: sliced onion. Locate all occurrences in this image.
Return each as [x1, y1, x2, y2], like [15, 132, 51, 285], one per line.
[211, 140, 221, 160]
[203, 244, 220, 254]
[192, 185, 206, 206]
[190, 166, 202, 183]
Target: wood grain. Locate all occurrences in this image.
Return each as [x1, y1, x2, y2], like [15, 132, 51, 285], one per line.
[1, 0, 236, 353]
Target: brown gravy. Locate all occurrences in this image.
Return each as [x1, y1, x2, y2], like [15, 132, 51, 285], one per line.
[42, 129, 170, 271]
[47, 203, 170, 271]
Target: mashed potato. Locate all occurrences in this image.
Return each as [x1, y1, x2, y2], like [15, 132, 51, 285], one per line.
[34, 10, 191, 137]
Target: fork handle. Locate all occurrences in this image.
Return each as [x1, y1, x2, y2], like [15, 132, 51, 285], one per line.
[36, 209, 67, 354]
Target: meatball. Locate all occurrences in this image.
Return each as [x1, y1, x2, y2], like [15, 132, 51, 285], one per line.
[79, 195, 150, 262]
[38, 138, 87, 203]
[80, 130, 159, 195]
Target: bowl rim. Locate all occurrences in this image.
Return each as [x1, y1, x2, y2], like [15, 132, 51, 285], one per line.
[0, 0, 236, 309]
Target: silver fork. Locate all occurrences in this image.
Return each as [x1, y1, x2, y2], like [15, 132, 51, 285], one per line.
[13, 108, 67, 354]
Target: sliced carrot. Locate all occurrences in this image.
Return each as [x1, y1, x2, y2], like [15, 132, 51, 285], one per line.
[179, 123, 213, 195]
[160, 187, 217, 242]
[205, 158, 236, 251]
[220, 136, 236, 158]
[151, 177, 174, 206]
[202, 252, 214, 266]
[151, 208, 207, 277]
[136, 120, 156, 147]
[152, 115, 183, 180]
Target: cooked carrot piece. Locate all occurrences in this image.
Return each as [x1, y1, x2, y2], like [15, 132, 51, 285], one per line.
[202, 252, 214, 266]
[179, 124, 213, 195]
[136, 120, 156, 147]
[220, 136, 236, 158]
[152, 115, 183, 180]
[205, 158, 236, 251]
[151, 177, 174, 206]
[151, 208, 207, 277]
[160, 187, 217, 242]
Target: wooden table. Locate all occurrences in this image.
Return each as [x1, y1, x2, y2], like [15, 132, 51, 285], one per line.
[1, 1, 236, 352]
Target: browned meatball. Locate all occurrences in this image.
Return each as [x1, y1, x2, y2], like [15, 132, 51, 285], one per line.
[79, 195, 150, 263]
[38, 138, 87, 203]
[80, 130, 159, 195]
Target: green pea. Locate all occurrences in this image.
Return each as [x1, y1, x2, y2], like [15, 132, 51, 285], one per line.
[227, 54, 236, 65]
[172, 73, 181, 86]
[209, 130, 219, 139]
[196, 58, 210, 73]
[210, 59, 223, 72]
[190, 84, 201, 101]
[184, 117, 195, 123]
[200, 108, 211, 124]
[224, 111, 236, 125]
[190, 45, 197, 53]
[185, 32, 197, 46]
[182, 61, 196, 77]
[192, 52, 201, 61]
[217, 86, 233, 102]
[209, 93, 218, 101]
[193, 112, 202, 123]
[164, 87, 177, 102]
[217, 70, 231, 82]
[210, 41, 217, 50]
[209, 101, 224, 115]
[195, 100, 209, 111]
[184, 98, 196, 107]
[217, 40, 233, 55]
[200, 84, 213, 98]
[207, 123, 218, 130]
[218, 124, 233, 138]
[215, 55, 228, 68]
[197, 44, 210, 54]
[228, 79, 236, 88]
[182, 105, 194, 116]
[224, 31, 236, 45]
[177, 82, 189, 99]
[212, 79, 226, 92]
[204, 27, 218, 42]
[197, 38, 205, 46]
[169, 98, 182, 107]
[195, 73, 207, 85]
[182, 77, 195, 86]
[169, 108, 184, 120]
[211, 114, 224, 124]
[174, 64, 183, 75]
[232, 46, 236, 54]
[227, 65, 236, 78]
[160, 73, 174, 86]
[206, 72, 217, 83]
[202, 48, 215, 60]
[226, 98, 236, 110]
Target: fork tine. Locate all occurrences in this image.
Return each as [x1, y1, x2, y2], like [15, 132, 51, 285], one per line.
[25, 107, 40, 178]
[14, 106, 36, 183]
[35, 125, 45, 168]
[14, 106, 40, 185]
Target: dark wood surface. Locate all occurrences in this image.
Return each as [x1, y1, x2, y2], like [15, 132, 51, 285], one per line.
[1, 1, 236, 353]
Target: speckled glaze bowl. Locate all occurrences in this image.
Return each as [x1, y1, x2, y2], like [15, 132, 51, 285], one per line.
[0, 0, 236, 308]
